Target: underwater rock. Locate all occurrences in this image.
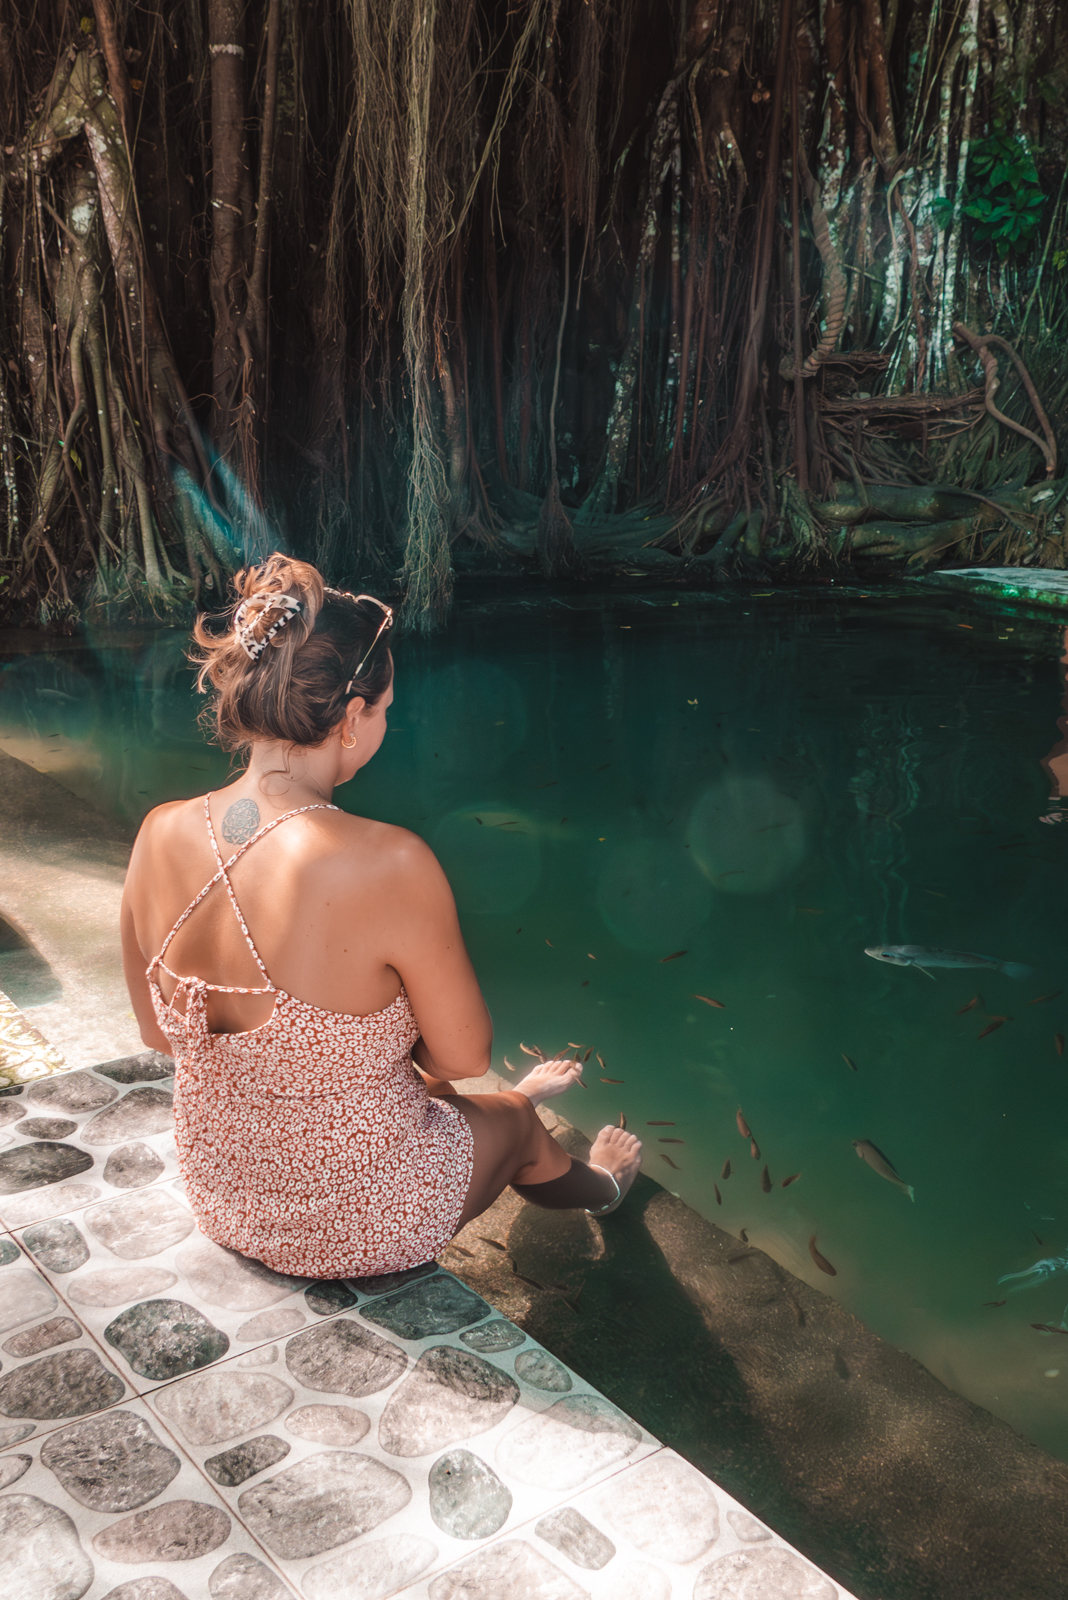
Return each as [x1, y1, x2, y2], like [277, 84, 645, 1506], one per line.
[302, 1534, 436, 1600]
[348, 1261, 438, 1297]
[0, 1268, 58, 1332]
[237, 1308, 305, 1342]
[69, 1267, 177, 1306]
[0, 1100, 25, 1128]
[85, 1190, 193, 1257]
[429, 1448, 512, 1539]
[359, 1276, 491, 1340]
[379, 1346, 519, 1457]
[17, 1117, 78, 1140]
[0, 1494, 94, 1600]
[496, 1395, 641, 1491]
[285, 1403, 370, 1447]
[104, 1300, 229, 1381]
[204, 1435, 290, 1487]
[41, 1411, 181, 1510]
[535, 1507, 614, 1569]
[92, 1501, 231, 1563]
[427, 1540, 587, 1600]
[3, 1315, 81, 1358]
[103, 1143, 166, 1190]
[692, 1546, 836, 1599]
[23, 1219, 89, 1274]
[81, 1088, 174, 1146]
[0, 1454, 30, 1488]
[514, 1349, 572, 1392]
[29, 1071, 118, 1113]
[208, 1553, 294, 1600]
[173, 1238, 302, 1311]
[237, 1450, 411, 1559]
[0, 1238, 20, 1266]
[94, 1053, 174, 1084]
[154, 1371, 294, 1446]
[0, 1142, 93, 1195]
[460, 1319, 525, 1354]
[303, 1281, 358, 1315]
[598, 1452, 718, 1562]
[0, 1349, 125, 1418]
[284, 1318, 407, 1397]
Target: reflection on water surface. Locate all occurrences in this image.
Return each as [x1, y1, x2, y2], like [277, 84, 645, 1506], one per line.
[2, 587, 1068, 1461]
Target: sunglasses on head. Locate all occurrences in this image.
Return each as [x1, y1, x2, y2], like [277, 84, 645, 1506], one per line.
[325, 589, 394, 693]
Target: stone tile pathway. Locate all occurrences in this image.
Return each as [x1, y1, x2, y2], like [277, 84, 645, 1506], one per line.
[0, 1033, 857, 1600]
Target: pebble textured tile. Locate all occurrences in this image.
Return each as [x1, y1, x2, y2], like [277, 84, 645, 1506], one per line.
[0, 1056, 856, 1600]
[104, 1142, 167, 1189]
[429, 1448, 513, 1538]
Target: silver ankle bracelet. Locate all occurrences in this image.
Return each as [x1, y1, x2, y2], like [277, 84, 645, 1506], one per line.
[585, 1164, 621, 1217]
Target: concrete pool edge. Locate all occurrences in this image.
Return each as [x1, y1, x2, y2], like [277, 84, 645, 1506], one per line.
[445, 1078, 1068, 1600]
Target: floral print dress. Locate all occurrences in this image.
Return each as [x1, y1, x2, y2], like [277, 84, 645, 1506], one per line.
[147, 798, 474, 1277]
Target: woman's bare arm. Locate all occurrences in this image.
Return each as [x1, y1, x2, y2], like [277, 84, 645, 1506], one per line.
[120, 882, 174, 1056]
[382, 833, 492, 1079]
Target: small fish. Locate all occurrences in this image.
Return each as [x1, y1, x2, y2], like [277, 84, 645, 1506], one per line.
[659, 1137, 685, 1145]
[982, 1300, 1007, 1308]
[512, 1269, 546, 1289]
[661, 950, 687, 963]
[449, 1244, 475, 1258]
[736, 1108, 752, 1139]
[596, 1053, 606, 1070]
[842, 1054, 858, 1072]
[475, 816, 483, 825]
[781, 1172, 802, 1188]
[502, 1056, 517, 1073]
[519, 1042, 544, 1059]
[1028, 991, 1062, 1006]
[721, 1158, 732, 1180]
[694, 995, 725, 1008]
[647, 1120, 676, 1126]
[1057, 1034, 1065, 1059]
[739, 1227, 749, 1244]
[760, 1165, 772, 1193]
[750, 1137, 761, 1162]
[978, 1017, 1008, 1039]
[714, 1182, 723, 1205]
[581, 980, 589, 987]
[809, 1235, 837, 1276]
[583, 1049, 592, 1062]
[660, 1153, 681, 1170]
[852, 1139, 914, 1200]
[545, 939, 553, 946]
[922, 888, 949, 898]
[956, 995, 981, 1015]
[1034, 1232, 1047, 1247]
[479, 1236, 508, 1252]
[798, 906, 825, 914]
[1034, 1323, 1068, 1336]
[593, 762, 611, 772]
[618, 1112, 627, 1130]
[865, 945, 1033, 980]
[600, 1077, 625, 1084]
[534, 781, 558, 789]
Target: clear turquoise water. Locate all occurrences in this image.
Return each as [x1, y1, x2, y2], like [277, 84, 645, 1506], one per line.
[3, 585, 1068, 1460]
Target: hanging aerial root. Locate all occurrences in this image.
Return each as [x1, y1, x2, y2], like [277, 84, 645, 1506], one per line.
[952, 324, 1057, 478]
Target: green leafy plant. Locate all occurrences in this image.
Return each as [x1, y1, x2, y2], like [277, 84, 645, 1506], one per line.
[963, 127, 1046, 257]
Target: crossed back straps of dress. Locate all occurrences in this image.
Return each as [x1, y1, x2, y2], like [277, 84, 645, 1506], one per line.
[148, 795, 339, 1000]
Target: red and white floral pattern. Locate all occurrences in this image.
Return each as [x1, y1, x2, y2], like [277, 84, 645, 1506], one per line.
[146, 799, 474, 1278]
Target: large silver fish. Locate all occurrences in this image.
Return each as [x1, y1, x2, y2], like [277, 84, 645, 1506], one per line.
[864, 945, 1033, 980]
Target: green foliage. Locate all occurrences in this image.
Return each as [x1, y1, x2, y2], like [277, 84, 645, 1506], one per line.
[963, 127, 1046, 257]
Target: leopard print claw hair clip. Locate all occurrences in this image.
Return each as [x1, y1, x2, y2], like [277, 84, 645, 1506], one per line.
[233, 594, 303, 661]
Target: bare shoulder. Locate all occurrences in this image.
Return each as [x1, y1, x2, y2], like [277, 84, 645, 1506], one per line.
[132, 796, 204, 854]
[323, 814, 446, 893]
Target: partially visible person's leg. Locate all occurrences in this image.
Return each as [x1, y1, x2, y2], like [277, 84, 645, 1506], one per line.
[445, 1055, 642, 1230]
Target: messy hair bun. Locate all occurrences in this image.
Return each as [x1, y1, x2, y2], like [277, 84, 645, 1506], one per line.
[192, 553, 393, 750]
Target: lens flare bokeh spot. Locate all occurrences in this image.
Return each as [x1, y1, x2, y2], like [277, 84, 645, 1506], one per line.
[686, 776, 806, 894]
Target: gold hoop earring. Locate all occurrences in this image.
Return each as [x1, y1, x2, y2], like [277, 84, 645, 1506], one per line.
[341, 731, 358, 750]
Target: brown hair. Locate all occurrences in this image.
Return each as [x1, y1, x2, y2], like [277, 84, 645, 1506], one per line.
[191, 554, 393, 751]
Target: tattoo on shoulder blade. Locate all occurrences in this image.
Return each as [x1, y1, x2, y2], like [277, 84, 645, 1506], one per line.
[222, 797, 260, 846]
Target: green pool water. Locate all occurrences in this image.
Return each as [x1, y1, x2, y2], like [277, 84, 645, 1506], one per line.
[3, 583, 1068, 1462]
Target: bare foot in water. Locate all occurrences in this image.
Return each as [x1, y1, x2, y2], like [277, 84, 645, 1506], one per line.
[516, 1055, 585, 1107]
[586, 1124, 644, 1212]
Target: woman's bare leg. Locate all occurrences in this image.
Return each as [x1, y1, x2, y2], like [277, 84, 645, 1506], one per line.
[444, 1056, 642, 1231]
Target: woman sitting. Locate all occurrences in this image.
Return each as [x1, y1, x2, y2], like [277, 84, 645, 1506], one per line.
[121, 554, 642, 1279]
